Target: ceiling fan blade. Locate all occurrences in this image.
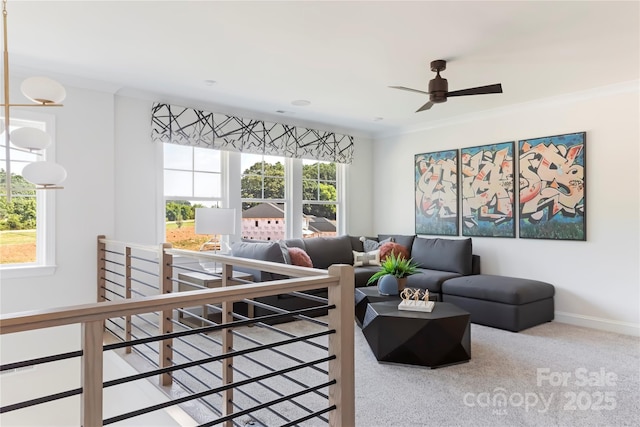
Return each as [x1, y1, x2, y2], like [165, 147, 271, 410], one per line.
[416, 101, 434, 112]
[389, 85, 430, 96]
[447, 83, 503, 97]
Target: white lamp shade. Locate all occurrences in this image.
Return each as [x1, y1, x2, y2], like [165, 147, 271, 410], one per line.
[21, 77, 66, 104]
[10, 127, 51, 150]
[195, 208, 236, 235]
[22, 161, 67, 186]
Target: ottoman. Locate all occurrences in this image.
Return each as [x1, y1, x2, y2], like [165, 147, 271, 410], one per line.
[442, 275, 555, 332]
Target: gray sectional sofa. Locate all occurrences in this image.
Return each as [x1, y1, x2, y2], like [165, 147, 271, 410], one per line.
[232, 234, 478, 293]
[230, 234, 555, 331]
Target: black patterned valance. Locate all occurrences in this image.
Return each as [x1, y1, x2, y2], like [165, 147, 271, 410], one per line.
[151, 103, 354, 164]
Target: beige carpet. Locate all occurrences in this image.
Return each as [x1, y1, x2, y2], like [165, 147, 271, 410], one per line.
[119, 316, 640, 426]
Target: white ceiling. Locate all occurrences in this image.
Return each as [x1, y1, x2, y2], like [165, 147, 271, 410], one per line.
[5, 0, 640, 138]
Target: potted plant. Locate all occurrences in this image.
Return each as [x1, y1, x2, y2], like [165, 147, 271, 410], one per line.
[367, 252, 420, 295]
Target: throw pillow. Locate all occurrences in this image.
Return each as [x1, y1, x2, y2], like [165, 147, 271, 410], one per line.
[379, 242, 410, 262]
[288, 247, 313, 268]
[359, 236, 393, 253]
[352, 250, 381, 267]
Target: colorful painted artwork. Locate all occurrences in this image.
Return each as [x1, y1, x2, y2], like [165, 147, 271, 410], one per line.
[518, 132, 586, 240]
[461, 142, 515, 237]
[415, 149, 459, 236]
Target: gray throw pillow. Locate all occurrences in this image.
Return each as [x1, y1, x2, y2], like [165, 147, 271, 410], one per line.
[360, 236, 393, 252]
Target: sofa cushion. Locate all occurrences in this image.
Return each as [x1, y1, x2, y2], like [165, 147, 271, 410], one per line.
[282, 238, 305, 250]
[231, 241, 286, 263]
[354, 266, 383, 287]
[230, 241, 288, 281]
[288, 247, 313, 268]
[378, 234, 416, 251]
[442, 275, 555, 305]
[302, 235, 353, 269]
[411, 237, 472, 275]
[278, 240, 292, 264]
[405, 269, 463, 294]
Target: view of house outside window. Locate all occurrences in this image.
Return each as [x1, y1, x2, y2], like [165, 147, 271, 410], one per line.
[241, 154, 286, 241]
[164, 143, 223, 250]
[302, 159, 337, 238]
[0, 118, 45, 265]
[164, 147, 341, 245]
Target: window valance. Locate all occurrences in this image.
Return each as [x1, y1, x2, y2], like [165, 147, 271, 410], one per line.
[151, 103, 354, 164]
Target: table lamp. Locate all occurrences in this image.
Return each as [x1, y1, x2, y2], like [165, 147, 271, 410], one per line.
[195, 208, 236, 272]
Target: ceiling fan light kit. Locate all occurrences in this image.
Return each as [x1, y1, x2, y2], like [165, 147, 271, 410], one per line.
[391, 59, 503, 113]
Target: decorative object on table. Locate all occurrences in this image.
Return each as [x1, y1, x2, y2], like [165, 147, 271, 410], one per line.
[1, 0, 67, 202]
[399, 288, 435, 312]
[195, 208, 237, 271]
[415, 149, 459, 236]
[518, 132, 586, 241]
[461, 141, 515, 238]
[367, 252, 420, 295]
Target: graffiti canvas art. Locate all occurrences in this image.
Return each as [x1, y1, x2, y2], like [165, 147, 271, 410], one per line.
[461, 142, 515, 237]
[519, 132, 586, 240]
[415, 149, 459, 236]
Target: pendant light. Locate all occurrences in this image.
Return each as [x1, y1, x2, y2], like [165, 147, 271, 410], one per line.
[1, 0, 67, 202]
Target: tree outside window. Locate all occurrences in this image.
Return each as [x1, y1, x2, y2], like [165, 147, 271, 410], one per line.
[302, 160, 337, 238]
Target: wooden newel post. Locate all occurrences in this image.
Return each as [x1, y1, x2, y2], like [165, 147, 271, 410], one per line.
[327, 264, 355, 426]
[81, 320, 104, 427]
[159, 243, 173, 386]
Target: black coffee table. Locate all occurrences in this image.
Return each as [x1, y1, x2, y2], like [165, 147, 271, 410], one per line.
[361, 301, 471, 368]
[354, 287, 398, 327]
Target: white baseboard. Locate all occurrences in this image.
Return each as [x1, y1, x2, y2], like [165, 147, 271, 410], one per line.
[554, 311, 640, 337]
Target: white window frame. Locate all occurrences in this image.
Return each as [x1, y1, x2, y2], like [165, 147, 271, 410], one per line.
[1, 111, 57, 278]
[161, 148, 345, 242]
[161, 143, 228, 243]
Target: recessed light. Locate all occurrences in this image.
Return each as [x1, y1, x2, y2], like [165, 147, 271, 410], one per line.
[204, 80, 217, 86]
[291, 99, 310, 106]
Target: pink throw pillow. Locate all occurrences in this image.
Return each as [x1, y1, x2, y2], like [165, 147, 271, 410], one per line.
[288, 247, 313, 268]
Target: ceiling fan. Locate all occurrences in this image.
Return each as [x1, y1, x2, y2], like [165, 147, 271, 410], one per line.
[390, 60, 503, 112]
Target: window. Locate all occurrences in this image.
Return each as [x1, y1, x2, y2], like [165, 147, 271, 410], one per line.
[0, 114, 56, 276]
[302, 160, 338, 238]
[161, 147, 344, 243]
[240, 154, 286, 241]
[163, 144, 223, 250]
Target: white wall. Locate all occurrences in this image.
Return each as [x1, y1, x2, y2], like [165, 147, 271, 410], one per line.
[1, 82, 115, 313]
[114, 96, 160, 244]
[111, 95, 375, 245]
[372, 82, 640, 335]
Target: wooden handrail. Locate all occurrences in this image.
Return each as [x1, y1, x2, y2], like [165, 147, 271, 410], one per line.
[98, 238, 162, 253]
[3, 237, 355, 426]
[0, 275, 339, 335]
[166, 248, 328, 278]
